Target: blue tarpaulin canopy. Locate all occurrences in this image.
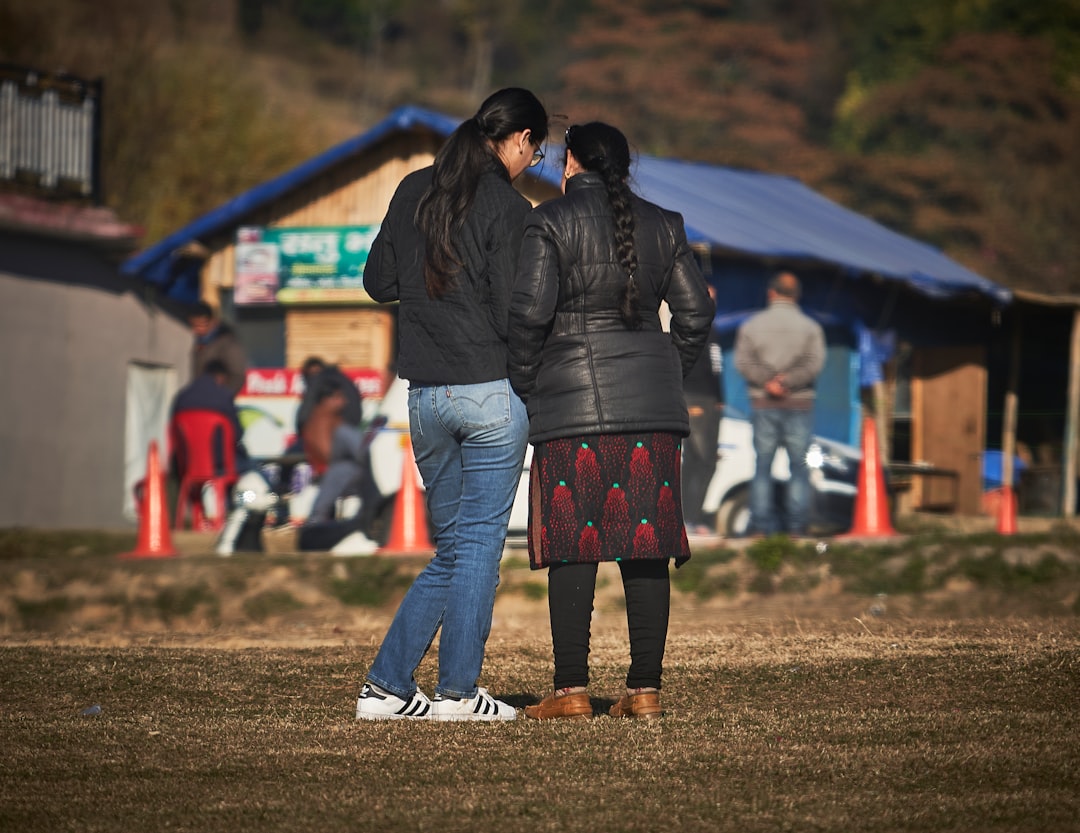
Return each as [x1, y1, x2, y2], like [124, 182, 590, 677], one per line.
[122, 104, 1010, 309]
[625, 158, 1009, 304]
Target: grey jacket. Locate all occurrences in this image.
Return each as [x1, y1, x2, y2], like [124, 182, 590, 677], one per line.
[191, 323, 247, 395]
[733, 299, 825, 408]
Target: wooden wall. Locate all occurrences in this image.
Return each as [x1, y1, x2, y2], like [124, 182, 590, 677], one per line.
[198, 133, 441, 374]
[201, 133, 441, 297]
[285, 307, 392, 371]
[201, 133, 560, 301]
[195, 129, 561, 377]
[911, 345, 987, 514]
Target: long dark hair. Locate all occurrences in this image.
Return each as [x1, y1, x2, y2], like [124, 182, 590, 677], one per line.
[416, 87, 549, 298]
[565, 122, 640, 329]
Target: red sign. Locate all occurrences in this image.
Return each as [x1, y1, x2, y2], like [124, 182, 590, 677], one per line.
[241, 368, 386, 399]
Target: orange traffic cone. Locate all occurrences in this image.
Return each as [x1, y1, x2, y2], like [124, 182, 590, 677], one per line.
[121, 440, 178, 559]
[996, 484, 1018, 535]
[839, 415, 897, 539]
[378, 433, 434, 556]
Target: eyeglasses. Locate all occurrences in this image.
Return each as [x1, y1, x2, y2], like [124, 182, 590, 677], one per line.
[530, 146, 545, 167]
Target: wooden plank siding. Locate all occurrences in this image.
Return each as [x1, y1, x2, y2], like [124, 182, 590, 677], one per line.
[192, 128, 561, 374]
[200, 133, 560, 300]
[286, 307, 393, 370]
[195, 133, 443, 371]
[201, 133, 442, 296]
[911, 345, 987, 515]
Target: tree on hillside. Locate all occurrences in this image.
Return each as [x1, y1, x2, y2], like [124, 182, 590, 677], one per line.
[3, 0, 1076, 291]
[0, 0, 342, 243]
[827, 0, 1080, 90]
[557, 0, 831, 179]
[555, 0, 1079, 294]
[236, 0, 572, 111]
[829, 30, 1080, 293]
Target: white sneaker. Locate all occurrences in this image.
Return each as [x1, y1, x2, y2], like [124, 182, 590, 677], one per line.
[332, 531, 380, 557]
[431, 687, 516, 722]
[355, 683, 432, 720]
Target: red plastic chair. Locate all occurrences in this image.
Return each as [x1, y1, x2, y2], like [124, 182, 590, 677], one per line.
[170, 409, 238, 531]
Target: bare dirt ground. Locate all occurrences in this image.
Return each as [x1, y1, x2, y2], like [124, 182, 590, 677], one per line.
[2, 524, 1078, 832]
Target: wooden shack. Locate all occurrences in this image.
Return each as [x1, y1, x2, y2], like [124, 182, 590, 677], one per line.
[126, 108, 559, 400]
[124, 105, 1014, 515]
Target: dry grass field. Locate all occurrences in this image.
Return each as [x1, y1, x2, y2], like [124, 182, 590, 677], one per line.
[1, 526, 1078, 832]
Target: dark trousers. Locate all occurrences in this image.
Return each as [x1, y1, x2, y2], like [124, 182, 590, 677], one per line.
[548, 559, 671, 691]
[683, 398, 721, 526]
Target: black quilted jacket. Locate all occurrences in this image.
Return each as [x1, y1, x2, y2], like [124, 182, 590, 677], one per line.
[508, 172, 715, 444]
[363, 163, 531, 385]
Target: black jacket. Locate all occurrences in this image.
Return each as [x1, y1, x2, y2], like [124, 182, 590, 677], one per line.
[170, 374, 250, 470]
[364, 164, 532, 385]
[508, 172, 715, 443]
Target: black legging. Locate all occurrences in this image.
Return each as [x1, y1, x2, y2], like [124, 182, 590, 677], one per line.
[547, 559, 671, 691]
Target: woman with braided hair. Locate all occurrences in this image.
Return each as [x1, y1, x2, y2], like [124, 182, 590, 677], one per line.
[358, 88, 549, 721]
[509, 122, 714, 720]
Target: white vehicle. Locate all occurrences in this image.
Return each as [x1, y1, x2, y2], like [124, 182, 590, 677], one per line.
[701, 407, 862, 536]
[364, 387, 864, 540]
[267, 379, 861, 543]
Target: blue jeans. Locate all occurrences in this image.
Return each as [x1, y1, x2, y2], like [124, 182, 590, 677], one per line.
[367, 379, 528, 700]
[309, 425, 370, 523]
[750, 408, 814, 536]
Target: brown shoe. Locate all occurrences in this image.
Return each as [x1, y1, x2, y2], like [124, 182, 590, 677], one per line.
[524, 691, 593, 720]
[609, 691, 664, 719]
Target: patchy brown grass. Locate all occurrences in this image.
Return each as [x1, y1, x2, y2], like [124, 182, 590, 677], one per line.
[1, 524, 1078, 638]
[0, 527, 1078, 831]
[0, 620, 1077, 833]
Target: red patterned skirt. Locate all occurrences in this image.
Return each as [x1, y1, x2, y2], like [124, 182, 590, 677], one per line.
[528, 432, 691, 570]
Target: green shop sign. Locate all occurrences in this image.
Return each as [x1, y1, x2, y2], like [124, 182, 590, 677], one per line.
[234, 225, 380, 305]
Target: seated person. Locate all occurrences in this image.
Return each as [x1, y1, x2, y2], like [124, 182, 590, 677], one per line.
[293, 356, 364, 459]
[302, 378, 385, 534]
[170, 359, 253, 475]
[301, 384, 349, 479]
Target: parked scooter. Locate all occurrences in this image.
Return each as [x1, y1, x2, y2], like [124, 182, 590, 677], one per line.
[216, 376, 411, 555]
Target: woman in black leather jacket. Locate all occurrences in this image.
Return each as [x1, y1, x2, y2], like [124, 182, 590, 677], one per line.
[509, 123, 714, 721]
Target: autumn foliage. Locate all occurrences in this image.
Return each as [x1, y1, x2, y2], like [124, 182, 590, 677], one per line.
[1, 0, 1076, 294]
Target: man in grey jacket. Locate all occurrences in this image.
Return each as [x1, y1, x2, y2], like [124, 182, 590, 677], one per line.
[187, 301, 248, 395]
[734, 271, 825, 536]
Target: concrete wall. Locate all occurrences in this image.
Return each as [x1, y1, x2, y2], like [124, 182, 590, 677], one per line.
[0, 231, 191, 529]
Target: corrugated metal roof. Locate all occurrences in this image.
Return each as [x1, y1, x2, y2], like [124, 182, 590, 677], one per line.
[626, 157, 1008, 302]
[0, 193, 141, 251]
[122, 104, 1010, 305]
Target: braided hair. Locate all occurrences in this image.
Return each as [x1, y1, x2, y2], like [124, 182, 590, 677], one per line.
[565, 122, 640, 329]
[415, 88, 548, 299]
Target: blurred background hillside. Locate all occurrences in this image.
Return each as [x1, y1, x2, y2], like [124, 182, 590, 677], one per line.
[2, 0, 1077, 293]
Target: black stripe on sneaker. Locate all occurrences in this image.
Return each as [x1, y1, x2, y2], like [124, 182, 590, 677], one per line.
[474, 693, 494, 715]
[399, 695, 430, 717]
